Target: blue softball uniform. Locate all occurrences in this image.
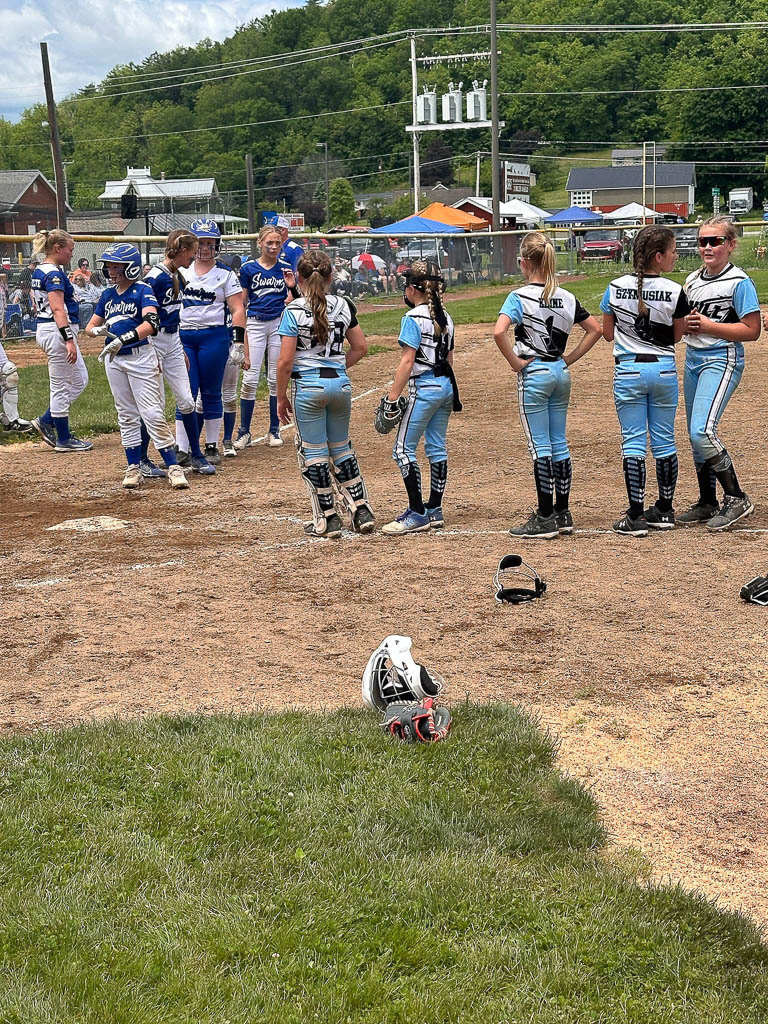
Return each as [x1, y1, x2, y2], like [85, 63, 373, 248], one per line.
[500, 284, 589, 461]
[144, 265, 183, 332]
[31, 263, 79, 324]
[240, 258, 290, 320]
[280, 239, 304, 275]
[682, 263, 759, 462]
[93, 282, 158, 353]
[392, 304, 456, 471]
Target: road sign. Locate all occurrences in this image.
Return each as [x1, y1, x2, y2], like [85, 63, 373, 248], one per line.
[712, 187, 720, 195]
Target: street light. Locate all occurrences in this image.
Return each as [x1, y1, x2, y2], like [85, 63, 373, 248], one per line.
[316, 141, 330, 229]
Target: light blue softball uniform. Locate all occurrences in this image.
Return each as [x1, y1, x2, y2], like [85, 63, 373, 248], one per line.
[681, 263, 759, 462]
[600, 274, 689, 459]
[500, 284, 589, 461]
[392, 304, 456, 472]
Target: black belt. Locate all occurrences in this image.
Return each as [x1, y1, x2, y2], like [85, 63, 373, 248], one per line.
[249, 314, 280, 323]
[615, 354, 660, 364]
[535, 355, 561, 362]
[291, 367, 340, 379]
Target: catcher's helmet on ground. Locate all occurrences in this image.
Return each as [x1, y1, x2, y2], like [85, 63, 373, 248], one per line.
[362, 635, 444, 713]
[190, 217, 221, 250]
[100, 243, 142, 281]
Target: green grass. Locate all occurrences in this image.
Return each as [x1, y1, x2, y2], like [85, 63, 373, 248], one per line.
[0, 706, 765, 1023]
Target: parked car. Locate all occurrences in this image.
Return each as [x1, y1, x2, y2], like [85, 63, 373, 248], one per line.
[674, 227, 700, 259]
[395, 240, 448, 265]
[578, 229, 623, 263]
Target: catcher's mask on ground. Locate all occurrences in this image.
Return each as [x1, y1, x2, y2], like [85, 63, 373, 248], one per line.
[740, 575, 768, 606]
[362, 634, 444, 713]
[494, 554, 546, 604]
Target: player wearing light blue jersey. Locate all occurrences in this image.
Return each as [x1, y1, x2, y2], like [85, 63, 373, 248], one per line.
[382, 261, 463, 535]
[677, 217, 761, 531]
[276, 249, 374, 538]
[29, 229, 93, 453]
[494, 233, 601, 539]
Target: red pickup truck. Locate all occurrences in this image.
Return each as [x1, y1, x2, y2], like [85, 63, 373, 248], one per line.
[578, 229, 624, 263]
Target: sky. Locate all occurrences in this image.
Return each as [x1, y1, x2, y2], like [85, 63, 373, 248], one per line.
[0, 0, 301, 122]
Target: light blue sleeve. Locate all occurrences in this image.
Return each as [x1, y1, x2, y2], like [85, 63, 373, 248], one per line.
[279, 308, 298, 336]
[398, 315, 422, 349]
[599, 286, 613, 314]
[733, 278, 760, 317]
[499, 292, 523, 323]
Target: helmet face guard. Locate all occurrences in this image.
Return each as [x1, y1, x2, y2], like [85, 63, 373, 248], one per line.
[100, 243, 142, 281]
[493, 554, 546, 604]
[362, 634, 444, 713]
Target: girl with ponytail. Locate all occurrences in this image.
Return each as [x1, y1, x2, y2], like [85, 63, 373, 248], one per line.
[494, 231, 601, 538]
[381, 260, 461, 535]
[276, 250, 374, 538]
[600, 225, 689, 535]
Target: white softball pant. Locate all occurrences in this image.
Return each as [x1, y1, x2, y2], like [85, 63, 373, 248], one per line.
[242, 317, 280, 399]
[222, 355, 239, 414]
[36, 321, 88, 417]
[0, 341, 19, 424]
[153, 329, 195, 414]
[105, 344, 175, 451]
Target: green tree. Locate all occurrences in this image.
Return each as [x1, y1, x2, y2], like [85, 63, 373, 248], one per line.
[328, 177, 356, 226]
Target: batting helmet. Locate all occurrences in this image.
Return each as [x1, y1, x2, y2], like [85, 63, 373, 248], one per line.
[100, 242, 142, 281]
[362, 635, 444, 714]
[190, 217, 221, 251]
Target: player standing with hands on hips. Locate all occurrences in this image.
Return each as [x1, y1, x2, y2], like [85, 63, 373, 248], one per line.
[679, 217, 761, 530]
[176, 219, 245, 465]
[494, 232, 601, 538]
[29, 229, 92, 452]
[600, 225, 690, 536]
[276, 250, 374, 538]
[86, 244, 188, 490]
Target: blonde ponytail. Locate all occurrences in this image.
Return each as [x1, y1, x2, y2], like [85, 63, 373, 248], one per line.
[520, 230, 558, 302]
[32, 228, 72, 258]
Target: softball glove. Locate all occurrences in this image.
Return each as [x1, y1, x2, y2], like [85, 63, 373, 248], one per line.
[374, 395, 407, 434]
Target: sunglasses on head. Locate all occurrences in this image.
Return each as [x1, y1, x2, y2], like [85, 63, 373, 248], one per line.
[698, 236, 728, 248]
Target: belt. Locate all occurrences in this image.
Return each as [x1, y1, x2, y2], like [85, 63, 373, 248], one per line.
[116, 340, 149, 355]
[248, 314, 280, 323]
[615, 354, 661, 364]
[534, 355, 561, 362]
[291, 367, 341, 379]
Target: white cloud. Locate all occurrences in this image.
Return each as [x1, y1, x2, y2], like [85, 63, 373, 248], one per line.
[0, 0, 301, 122]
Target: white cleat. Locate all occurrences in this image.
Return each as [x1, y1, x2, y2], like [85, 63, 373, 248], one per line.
[268, 431, 284, 447]
[233, 431, 252, 451]
[122, 464, 142, 489]
[167, 464, 190, 490]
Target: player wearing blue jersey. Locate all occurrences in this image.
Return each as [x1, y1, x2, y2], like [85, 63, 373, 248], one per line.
[276, 215, 304, 276]
[276, 250, 374, 538]
[143, 230, 215, 477]
[494, 233, 601, 538]
[86, 244, 188, 491]
[29, 229, 93, 452]
[234, 224, 297, 450]
[382, 260, 462, 535]
[600, 226, 690, 536]
[678, 217, 761, 530]
[177, 218, 245, 465]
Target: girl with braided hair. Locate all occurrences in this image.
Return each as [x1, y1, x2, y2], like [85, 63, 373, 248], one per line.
[276, 250, 374, 538]
[600, 224, 690, 535]
[494, 231, 601, 538]
[382, 260, 461, 535]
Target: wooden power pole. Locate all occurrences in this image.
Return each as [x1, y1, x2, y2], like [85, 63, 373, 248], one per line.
[40, 42, 67, 230]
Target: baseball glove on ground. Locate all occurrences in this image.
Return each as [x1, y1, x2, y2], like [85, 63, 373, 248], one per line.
[740, 575, 768, 606]
[381, 698, 452, 743]
[374, 395, 408, 434]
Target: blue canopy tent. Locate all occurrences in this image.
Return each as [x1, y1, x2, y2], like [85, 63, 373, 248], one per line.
[371, 214, 472, 281]
[370, 215, 464, 234]
[544, 206, 603, 225]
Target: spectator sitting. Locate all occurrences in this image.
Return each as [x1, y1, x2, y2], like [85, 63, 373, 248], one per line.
[69, 257, 92, 283]
[88, 271, 107, 295]
[72, 273, 95, 330]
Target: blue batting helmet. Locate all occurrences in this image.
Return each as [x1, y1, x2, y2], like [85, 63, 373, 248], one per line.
[100, 242, 142, 281]
[190, 217, 221, 247]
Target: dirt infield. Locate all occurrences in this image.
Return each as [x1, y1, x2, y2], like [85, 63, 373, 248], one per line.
[2, 324, 768, 927]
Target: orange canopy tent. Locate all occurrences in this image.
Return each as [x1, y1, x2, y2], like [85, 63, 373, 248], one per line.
[418, 201, 488, 231]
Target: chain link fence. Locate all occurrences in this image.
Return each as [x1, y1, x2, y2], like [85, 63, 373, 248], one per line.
[2, 222, 766, 344]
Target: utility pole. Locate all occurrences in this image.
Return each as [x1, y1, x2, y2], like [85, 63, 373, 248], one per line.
[316, 141, 330, 228]
[490, 0, 500, 232]
[476, 151, 481, 196]
[410, 36, 421, 214]
[40, 42, 67, 230]
[245, 153, 257, 258]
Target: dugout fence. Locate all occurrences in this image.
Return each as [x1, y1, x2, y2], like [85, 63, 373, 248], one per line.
[1, 221, 766, 344]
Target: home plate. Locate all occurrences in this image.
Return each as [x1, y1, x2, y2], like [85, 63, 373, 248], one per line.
[46, 516, 132, 533]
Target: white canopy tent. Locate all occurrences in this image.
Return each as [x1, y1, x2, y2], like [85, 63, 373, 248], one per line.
[452, 196, 550, 224]
[602, 202, 662, 223]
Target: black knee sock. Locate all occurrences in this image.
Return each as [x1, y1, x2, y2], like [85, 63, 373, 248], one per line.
[655, 454, 678, 512]
[426, 460, 447, 510]
[707, 450, 743, 499]
[402, 463, 425, 514]
[553, 457, 572, 512]
[623, 456, 646, 518]
[533, 457, 554, 517]
[694, 461, 718, 506]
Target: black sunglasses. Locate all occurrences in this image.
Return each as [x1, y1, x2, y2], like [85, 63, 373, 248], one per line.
[698, 236, 728, 248]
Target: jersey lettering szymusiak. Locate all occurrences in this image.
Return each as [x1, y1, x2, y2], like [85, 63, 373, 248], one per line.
[144, 265, 184, 332]
[682, 263, 760, 351]
[398, 303, 455, 377]
[93, 282, 158, 353]
[180, 262, 241, 331]
[279, 294, 357, 370]
[500, 284, 590, 358]
[31, 262, 79, 324]
[600, 274, 689, 357]
[239, 258, 289, 320]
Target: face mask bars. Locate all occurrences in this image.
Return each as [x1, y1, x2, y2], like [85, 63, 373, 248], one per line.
[493, 554, 546, 604]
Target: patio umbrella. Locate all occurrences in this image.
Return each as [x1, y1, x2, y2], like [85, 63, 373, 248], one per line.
[352, 253, 386, 271]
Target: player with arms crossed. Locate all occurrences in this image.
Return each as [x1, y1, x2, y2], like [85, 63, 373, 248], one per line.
[381, 261, 462, 534]
[234, 223, 297, 450]
[679, 216, 761, 530]
[86, 244, 188, 490]
[600, 225, 690, 536]
[29, 229, 92, 452]
[494, 232, 601, 538]
[276, 250, 374, 538]
[176, 219, 245, 465]
[143, 230, 216, 476]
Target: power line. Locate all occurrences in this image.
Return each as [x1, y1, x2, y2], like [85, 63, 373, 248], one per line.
[502, 83, 768, 97]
